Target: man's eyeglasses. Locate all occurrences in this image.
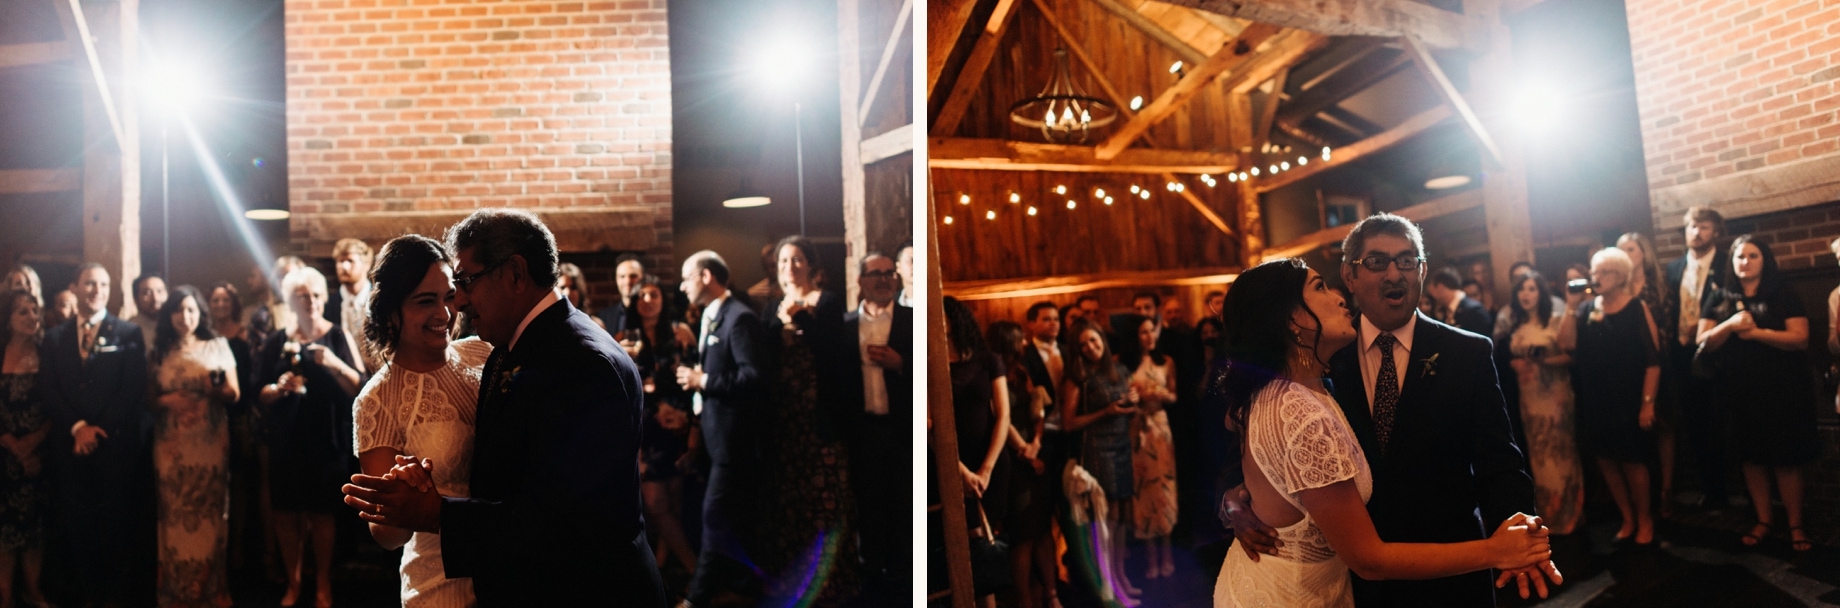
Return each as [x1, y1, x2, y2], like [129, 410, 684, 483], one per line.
[1352, 253, 1425, 272]
[454, 259, 507, 293]
[862, 270, 898, 280]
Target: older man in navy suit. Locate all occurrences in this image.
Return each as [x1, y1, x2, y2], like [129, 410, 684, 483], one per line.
[675, 249, 770, 608]
[342, 209, 664, 606]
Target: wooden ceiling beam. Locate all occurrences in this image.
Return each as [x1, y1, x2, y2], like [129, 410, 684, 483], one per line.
[930, 0, 1021, 136]
[929, 137, 1237, 174]
[54, 0, 126, 151]
[944, 265, 1242, 300]
[857, 0, 912, 127]
[1163, 0, 1486, 51]
[1404, 35, 1505, 170]
[0, 168, 80, 194]
[1259, 187, 1483, 261]
[1278, 49, 1412, 130]
[1163, 172, 1236, 237]
[1253, 104, 1453, 193]
[1093, 23, 1283, 160]
[925, 0, 980, 102]
[1252, 70, 1289, 153]
[1082, 0, 1209, 67]
[0, 41, 72, 69]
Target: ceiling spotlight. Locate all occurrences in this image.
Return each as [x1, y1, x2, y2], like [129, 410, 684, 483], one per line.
[944, 215, 954, 224]
[1067, 200, 1077, 209]
[1027, 206, 1038, 216]
[1425, 175, 1473, 190]
[1130, 96, 1144, 111]
[1094, 187, 1106, 198]
[959, 194, 970, 205]
[1009, 192, 1020, 203]
[1055, 184, 1067, 195]
[1227, 173, 1238, 183]
[986, 210, 997, 220]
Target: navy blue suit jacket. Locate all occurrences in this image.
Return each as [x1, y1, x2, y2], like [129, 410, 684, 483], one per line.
[696, 295, 769, 466]
[840, 304, 914, 422]
[1326, 312, 1535, 607]
[439, 299, 664, 605]
[38, 315, 148, 453]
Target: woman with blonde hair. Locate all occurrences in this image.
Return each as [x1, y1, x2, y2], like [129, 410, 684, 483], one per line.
[1560, 247, 1662, 545]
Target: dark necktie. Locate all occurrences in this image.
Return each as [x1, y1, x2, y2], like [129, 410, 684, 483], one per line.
[479, 348, 505, 407]
[1372, 332, 1400, 453]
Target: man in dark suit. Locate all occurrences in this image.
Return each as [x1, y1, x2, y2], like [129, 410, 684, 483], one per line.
[1224, 214, 1556, 606]
[595, 253, 646, 332]
[1662, 206, 1730, 509]
[839, 253, 911, 594]
[675, 250, 769, 608]
[342, 209, 665, 605]
[1427, 267, 1493, 337]
[39, 262, 152, 607]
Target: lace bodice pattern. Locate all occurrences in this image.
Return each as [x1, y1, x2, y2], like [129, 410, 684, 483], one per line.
[1244, 380, 1372, 563]
[353, 337, 492, 498]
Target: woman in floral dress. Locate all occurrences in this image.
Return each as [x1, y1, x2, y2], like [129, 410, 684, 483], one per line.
[1122, 315, 1177, 580]
[150, 285, 241, 606]
[0, 290, 50, 608]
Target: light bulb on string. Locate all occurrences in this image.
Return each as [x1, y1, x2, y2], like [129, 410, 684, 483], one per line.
[1067, 200, 1077, 209]
[1139, 190, 1150, 200]
[959, 194, 970, 205]
[1251, 167, 1260, 177]
[1280, 161, 1290, 170]
[944, 215, 954, 224]
[1105, 196, 1115, 205]
[1094, 188, 1106, 199]
[1009, 192, 1020, 204]
[1130, 184, 1141, 194]
[1055, 185, 1067, 195]
[1298, 156, 1308, 166]
[1228, 173, 1238, 183]
[986, 210, 996, 220]
[1027, 206, 1038, 216]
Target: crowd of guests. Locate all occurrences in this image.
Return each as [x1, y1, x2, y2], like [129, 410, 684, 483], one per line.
[941, 205, 1836, 607]
[0, 218, 914, 607]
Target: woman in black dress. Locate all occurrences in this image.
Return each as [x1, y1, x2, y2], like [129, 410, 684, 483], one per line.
[256, 267, 366, 607]
[0, 290, 50, 608]
[944, 297, 1009, 608]
[619, 276, 699, 576]
[1696, 236, 1821, 552]
[1561, 246, 1661, 545]
[988, 320, 1055, 608]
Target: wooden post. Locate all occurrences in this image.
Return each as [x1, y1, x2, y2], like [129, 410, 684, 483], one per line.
[1228, 92, 1264, 264]
[1464, 0, 1535, 305]
[927, 191, 975, 608]
[67, 0, 140, 316]
[841, 0, 867, 308]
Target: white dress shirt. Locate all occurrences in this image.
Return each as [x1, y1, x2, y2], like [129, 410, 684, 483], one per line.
[1031, 337, 1064, 430]
[857, 303, 893, 415]
[693, 293, 730, 415]
[1356, 313, 1418, 414]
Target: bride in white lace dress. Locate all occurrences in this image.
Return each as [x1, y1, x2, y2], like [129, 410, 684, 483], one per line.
[351, 236, 488, 608]
[1212, 259, 1551, 608]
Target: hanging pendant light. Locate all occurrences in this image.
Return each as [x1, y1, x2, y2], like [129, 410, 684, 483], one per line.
[1009, 48, 1117, 144]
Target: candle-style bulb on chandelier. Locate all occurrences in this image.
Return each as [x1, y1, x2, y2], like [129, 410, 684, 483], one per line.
[1009, 48, 1117, 143]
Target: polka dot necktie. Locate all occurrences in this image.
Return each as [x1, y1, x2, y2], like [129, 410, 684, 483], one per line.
[1372, 332, 1400, 453]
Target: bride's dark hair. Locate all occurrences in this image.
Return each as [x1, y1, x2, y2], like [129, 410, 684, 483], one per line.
[1220, 258, 1322, 431]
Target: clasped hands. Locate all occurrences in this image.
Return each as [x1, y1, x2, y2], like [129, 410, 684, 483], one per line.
[342, 455, 443, 533]
[1218, 487, 1564, 599]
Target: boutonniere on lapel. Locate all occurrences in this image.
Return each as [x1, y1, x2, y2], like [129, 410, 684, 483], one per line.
[496, 365, 522, 396]
[1419, 353, 1440, 379]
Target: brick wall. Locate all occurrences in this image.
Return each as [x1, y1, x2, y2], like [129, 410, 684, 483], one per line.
[282, 0, 672, 264]
[1626, 0, 1840, 200]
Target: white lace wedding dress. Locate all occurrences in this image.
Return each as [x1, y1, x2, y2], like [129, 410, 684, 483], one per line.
[354, 337, 493, 608]
[1214, 380, 1372, 608]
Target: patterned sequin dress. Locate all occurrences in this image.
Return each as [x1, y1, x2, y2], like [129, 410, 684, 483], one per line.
[0, 372, 47, 553]
[152, 338, 238, 607]
[763, 329, 860, 604]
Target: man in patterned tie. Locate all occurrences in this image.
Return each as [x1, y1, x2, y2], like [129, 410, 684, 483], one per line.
[1661, 206, 1729, 511]
[1221, 213, 1555, 606]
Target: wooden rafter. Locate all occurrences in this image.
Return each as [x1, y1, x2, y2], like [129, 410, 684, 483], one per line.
[1164, 0, 1485, 51]
[1277, 49, 1412, 131]
[0, 168, 81, 194]
[862, 124, 914, 164]
[857, 0, 912, 126]
[1254, 104, 1453, 193]
[0, 41, 72, 69]
[1030, 0, 1135, 122]
[1253, 70, 1289, 152]
[54, 0, 126, 150]
[1260, 188, 1483, 261]
[1162, 172, 1236, 236]
[931, 0, 1022, 136]
[928, 137, 1236, 174]
[944, 266, 1240, 300]
[1094, 23, 1283, 160]
[925, 0, 980, 101]
[1403, 35, 1505, 170]
[1082, 0, 1208, 66]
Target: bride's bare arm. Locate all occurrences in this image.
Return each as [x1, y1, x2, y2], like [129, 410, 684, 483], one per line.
[358, 448, 415, 550]
[1298, 480, 1549, 581]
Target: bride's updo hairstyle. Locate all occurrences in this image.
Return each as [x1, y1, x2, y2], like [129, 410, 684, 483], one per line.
[363, 234, 453, 362]
[1219, 257, 1320, 431]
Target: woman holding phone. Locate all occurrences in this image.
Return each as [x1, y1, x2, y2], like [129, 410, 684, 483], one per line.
[150, 285, 242, 605]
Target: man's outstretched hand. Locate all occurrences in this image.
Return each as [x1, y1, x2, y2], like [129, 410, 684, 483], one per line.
[343, 463, 443, 533]
[1218, 485, 1281, 561]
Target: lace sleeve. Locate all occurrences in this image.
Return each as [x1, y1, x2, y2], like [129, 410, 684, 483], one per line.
[352, 372, 404, 456]
[1248, 383, 1363, 500]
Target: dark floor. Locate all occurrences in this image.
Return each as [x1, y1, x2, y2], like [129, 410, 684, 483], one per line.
[1052, 498, 1840, 608]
